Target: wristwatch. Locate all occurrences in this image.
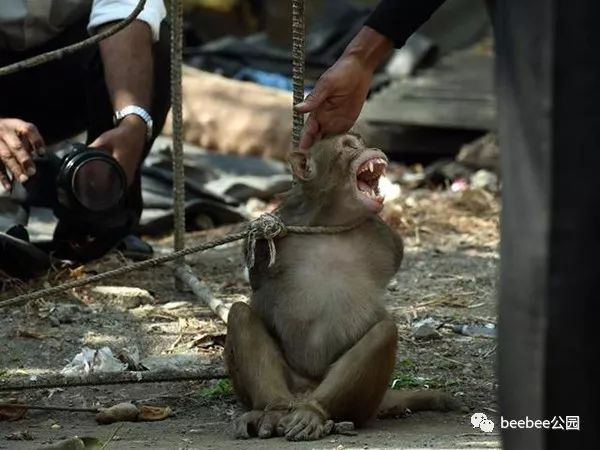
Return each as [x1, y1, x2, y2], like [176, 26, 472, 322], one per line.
[113, 105, 153, 142]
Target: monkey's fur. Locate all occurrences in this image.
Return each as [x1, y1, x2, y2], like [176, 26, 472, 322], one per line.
[225, 133, 460, 441]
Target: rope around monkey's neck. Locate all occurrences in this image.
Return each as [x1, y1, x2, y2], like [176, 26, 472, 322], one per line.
[244, 213, 364, 269]
[0, 213, 364, 309]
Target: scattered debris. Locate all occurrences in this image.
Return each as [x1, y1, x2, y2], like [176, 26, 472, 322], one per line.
[90, 286, 155, 309]
[452, 323, 496, 339]
[5, 430, 34, 440]
[95, 402, 138, 424]
[450, 178, 469, 193]
[470, 170, 499, 193]
[61, 347, 127, 376]
[412, 317, 442, 340]
[39, 436, 103, 450]
[116, 346, 147, 371]
[96, 402, 172, 424]
[160, 301, 191, 310]
[188, 332, 226, 349]
[413, 323, 442, 340]
[15, 328, 47, 339]
[49, 303, 84, 324]
[379, 176, 402, 204]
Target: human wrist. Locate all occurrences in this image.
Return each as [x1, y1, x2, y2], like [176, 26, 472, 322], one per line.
[342, 26, 393, 73]
[114, 105, 153, 142]
[117, 115, 147, 146]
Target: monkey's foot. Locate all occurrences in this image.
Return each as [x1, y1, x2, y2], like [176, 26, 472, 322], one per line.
[277, 404, 335, 441]
[234, 409, 288, 439]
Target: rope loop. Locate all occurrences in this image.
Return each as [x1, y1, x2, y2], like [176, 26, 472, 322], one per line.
[245, 213, 288, 269]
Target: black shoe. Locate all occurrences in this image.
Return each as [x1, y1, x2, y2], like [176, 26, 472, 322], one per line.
[116, 234, 154, 261]
[0, 226, 51, 280]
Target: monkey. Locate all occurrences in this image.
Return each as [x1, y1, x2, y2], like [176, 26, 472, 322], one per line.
[224, 132, 460, 441]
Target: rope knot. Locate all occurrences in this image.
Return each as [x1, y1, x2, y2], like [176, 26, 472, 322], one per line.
[245, 213, 287, 269]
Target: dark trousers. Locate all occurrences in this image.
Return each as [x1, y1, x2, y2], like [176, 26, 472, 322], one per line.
[494, 1, 600, 448]
[0, 19, 171, 244]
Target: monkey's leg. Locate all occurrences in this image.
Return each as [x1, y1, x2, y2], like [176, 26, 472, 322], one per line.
[224, 302, 294, 439]
[377, 389, 462, 418]
[278, 320, 397, 441]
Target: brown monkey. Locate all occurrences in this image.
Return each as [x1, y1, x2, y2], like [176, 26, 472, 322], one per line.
[225, 133, 459, 441]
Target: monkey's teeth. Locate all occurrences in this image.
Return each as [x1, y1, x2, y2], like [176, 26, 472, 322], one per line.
[369, 161, 374, 172]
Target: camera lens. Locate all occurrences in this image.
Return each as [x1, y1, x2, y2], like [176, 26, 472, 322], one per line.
[71, 158, 125, 211]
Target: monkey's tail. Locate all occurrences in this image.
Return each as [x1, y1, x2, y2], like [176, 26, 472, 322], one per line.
[377, 389, 462, 418]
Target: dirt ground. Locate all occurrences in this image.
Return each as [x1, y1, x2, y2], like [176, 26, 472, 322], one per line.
[1, 186, 501, 449]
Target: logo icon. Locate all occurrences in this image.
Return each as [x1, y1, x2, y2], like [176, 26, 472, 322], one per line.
[471, 412, 495, 433]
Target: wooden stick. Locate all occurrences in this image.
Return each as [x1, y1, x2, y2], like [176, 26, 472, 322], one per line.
[174, 264, 233, 323]
[0, 365, 227, 392]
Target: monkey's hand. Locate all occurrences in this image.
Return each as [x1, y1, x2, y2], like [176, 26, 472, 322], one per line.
[277, 401, 334, 441]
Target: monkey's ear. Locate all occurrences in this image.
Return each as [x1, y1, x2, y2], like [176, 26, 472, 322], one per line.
[288, 151, 315, 181]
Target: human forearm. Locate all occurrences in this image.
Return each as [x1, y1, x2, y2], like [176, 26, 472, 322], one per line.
[365, 0, 446, 48]
[342, 26, 394, 73]
[97, 20, 153, 112]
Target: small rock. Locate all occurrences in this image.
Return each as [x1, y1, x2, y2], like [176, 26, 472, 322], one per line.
[50, 304, 81, 324]
[333, 421, 357, 436]
[91, 286, 154, 309]
[412, 324, 441, 340]
[51, 423, 62, 429]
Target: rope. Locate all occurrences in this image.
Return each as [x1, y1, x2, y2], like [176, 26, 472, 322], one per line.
[0, 214, 363, 309]
[170, 0, 186, 271]
[0, 0, 147, 77]
[292, 0, 306, 149]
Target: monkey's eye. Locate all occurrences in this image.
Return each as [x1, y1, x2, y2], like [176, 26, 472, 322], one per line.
[344, 139, 359, 150]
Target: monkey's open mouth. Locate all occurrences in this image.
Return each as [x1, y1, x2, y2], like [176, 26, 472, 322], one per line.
[354, 152, 388, 209]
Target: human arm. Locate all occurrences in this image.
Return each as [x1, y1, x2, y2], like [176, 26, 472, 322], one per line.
[88, 0, 166, 186]
[296, 0, 446, 150]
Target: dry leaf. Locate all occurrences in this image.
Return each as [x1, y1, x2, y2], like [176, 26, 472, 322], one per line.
[95, 402, 138, 424]
[0, 404, 28, 421]
[15, 329, 47, 339]
[138, 404, 173, 421]
[188, 333, 226, 349]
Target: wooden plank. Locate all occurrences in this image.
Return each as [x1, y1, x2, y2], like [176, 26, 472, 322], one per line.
[361, 49, 497, 130]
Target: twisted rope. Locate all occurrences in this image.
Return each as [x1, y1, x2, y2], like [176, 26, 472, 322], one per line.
[292, 0, 305, 149]
[170, 0, 186, 270]
[0, 214, 363, 309]
[0, 0, 147, 77]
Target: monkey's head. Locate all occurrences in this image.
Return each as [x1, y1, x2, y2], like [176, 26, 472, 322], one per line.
[288, 133, 388, 221]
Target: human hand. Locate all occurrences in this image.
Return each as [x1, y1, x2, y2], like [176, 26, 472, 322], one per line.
[0, 118, 45, 189]
[89, 115, 146, 186]
[295, 54, 373, 151]
[295, 26, 392, 151]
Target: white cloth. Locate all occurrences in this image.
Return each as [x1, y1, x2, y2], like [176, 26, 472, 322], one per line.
[88, 0, 166, 42]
